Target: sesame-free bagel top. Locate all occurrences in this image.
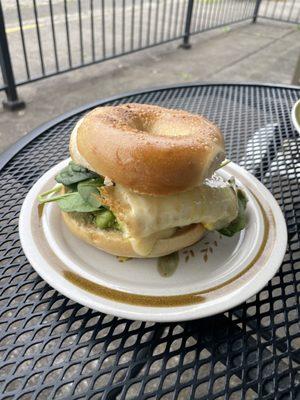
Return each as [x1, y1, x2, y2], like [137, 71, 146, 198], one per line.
[74, 103, 225, 195]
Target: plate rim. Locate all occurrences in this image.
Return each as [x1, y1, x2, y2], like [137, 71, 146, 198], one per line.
[19, 161, 287, 322]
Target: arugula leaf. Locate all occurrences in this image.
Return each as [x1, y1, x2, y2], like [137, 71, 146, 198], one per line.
[55, 161, 99, 185]
[218, 189, 248, 237]
[77, 178, 103, 208]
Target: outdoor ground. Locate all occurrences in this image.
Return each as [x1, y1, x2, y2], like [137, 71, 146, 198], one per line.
[0, 19, 299, 154]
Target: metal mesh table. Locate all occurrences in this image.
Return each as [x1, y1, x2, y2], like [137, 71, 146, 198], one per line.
[0, 83, 299, 400]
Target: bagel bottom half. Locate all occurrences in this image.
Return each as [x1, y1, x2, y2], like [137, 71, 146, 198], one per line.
[62, 211, 206, 258]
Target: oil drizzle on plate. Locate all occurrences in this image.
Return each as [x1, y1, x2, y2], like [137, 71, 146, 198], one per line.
[157, 252, 179, 277]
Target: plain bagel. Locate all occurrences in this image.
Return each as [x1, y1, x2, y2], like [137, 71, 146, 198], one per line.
[71, 103, 225, 195]
[62, 211, 206, 258]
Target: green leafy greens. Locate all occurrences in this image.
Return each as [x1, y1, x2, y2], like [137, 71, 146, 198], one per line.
[55, 161, 99, 186]
[38, 161, 119, 230]
[218, 189, 248, 237]
[52, 192, 101, 212]
[77, 178, 103, 208]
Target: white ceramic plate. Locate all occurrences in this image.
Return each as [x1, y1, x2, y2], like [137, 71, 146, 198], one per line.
[292, 99, 300, 134]
[19, 160, 287, 322]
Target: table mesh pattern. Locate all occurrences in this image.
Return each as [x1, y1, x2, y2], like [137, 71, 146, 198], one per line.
[0, 85, 299, 400]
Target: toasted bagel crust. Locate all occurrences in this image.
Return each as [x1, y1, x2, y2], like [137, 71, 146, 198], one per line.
[73, 103, 225, 195]
[62, 211, 205, 258]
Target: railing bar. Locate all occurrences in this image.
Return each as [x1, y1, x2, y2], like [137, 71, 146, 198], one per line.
[78, 0, 84, 64]
[198, 0, 206, 33]
[122, 0, 126, 52]
[205, 2, 211, 29]
[243, 0, 247, 19]
[139, 0, 143, 48]
[207, 0, 214, 29]
[154, 0, 159, 44]
[229, 0, 237, 24]
[90, 0, 95, 62]
[271, 0, 279, 19]
[32, 0, 45, 75]
[227, 0, 233, 24]
[222, 0, 228, 25]
[222, 0, 229, 23]
[214, 0, 220, 26]
[167, 0, 174, 40]
[64, 0, 72, 68]
[200, 0, 206, 29]
[101, 0, 106, 58]
[218, 0, 224, 26]
[203, 0, 209, 30]
[245, 0, 252, 19]
[237, 0, 243, 20]
[16, 0, 30, 79]
[296, 4, 300, 23]
[49, 0, 59, 72]
[160, 0, 167, 42]
[112, 0, 116, 55]
[278, 0, 286, 21]
[189, 0, 195, 33]
[228, 0, 235, 24]
[241, 0, 247, 19]
[181, 0, 188, 37]
[287, 0, 297, 22]
[264, 0, 271, 17]
[146, 0, 152, 46]
[215, 0, 221, 26]
[251, 0, 256, 18]
[243, 0, 248, 19]
[213, 0, 221, 28]
[250, 0, 256, 18]
[175, 0, 182, 37]
[130, 0, 135, 50]
[174, 0, 182, 37]
[209, 0, 215, 29]
[192, 0, 197, 33]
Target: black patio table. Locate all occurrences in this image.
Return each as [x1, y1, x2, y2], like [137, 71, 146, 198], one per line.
[0, 83, 299, 400]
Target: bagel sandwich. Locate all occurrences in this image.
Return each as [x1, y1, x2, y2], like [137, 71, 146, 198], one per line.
[38, 104, 247, 258]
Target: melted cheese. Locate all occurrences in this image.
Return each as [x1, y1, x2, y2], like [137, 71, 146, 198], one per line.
[101, 176, 239, 256]
[129, 228, 176, 256]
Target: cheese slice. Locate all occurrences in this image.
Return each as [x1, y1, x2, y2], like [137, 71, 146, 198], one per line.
[129, 228, 176, 256]
[100, 176, 238, 255]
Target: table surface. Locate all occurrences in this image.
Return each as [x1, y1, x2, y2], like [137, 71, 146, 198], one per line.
[0, 83, 299, 400]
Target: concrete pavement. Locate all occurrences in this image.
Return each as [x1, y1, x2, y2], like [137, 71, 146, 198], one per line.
[0, 19, 299, 154]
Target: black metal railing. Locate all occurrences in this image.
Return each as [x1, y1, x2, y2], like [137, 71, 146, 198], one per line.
[0, 0, 299, 110]
[259, 0, 300, 24]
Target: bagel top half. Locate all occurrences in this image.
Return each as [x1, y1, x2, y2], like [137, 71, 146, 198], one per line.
[70, 103, 225, 195]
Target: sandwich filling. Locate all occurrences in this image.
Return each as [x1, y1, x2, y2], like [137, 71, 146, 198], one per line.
[38, 161, 248, 256]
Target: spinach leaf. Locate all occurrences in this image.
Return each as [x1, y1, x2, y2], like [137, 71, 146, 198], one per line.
[38, 184, 63, 203]
[38, 184, 100, 212]
[218, 189, 248, 237]
[55, 161, 100, 185]
[56, 192, 100, 212]
[77, 178, 103, 208]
